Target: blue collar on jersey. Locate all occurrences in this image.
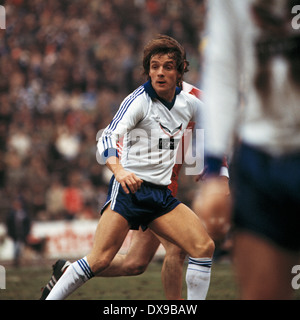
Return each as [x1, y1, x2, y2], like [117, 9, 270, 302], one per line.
[143, 80, 182, 111]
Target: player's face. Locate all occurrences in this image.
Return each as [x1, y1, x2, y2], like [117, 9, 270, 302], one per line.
[149, 54, 180, 102]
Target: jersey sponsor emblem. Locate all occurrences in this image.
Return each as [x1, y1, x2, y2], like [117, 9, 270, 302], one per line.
[158, 123, 182, 150]
[159, 123, 182, 137]
[159, 138, 180, 150]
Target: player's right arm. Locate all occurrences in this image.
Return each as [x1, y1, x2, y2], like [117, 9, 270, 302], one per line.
[97, 89, 147, 194]
[97, 88, 146, 164]
[106, 156, 143, 194]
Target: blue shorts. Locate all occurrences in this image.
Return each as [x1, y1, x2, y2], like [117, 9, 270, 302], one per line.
[101, 176, 181, 230]
[231, 143, 300, 252]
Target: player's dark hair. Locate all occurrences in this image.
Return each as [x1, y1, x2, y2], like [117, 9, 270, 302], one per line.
[143, 34, 189, 86]
[251, 0, 300, 110]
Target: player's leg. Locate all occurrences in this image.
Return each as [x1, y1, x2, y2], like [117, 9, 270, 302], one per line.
[98, 228, 160, 277]
[149, 203, 215, 300]
[149, 203, 214, 257]
[157, 235, 186, 300]
[86, 208, 131, 274]
[192, 176, 231, 244]
[233, 231, 299, 300]
[46, 207, 130, 300]
[42, 224, 159, 299]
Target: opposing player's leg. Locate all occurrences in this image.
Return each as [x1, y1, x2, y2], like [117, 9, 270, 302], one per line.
[157, 235, 186, 300]
[46, 207, 130, 300]
[98, 228, 160, 277]
[192, 176, 231, 244]
[149, 203, 215, 300]
[234, 231, 299, 300]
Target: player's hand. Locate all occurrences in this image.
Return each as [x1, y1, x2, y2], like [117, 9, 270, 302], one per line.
[105, 156, 143, 194]
[114, 167, 143, 194]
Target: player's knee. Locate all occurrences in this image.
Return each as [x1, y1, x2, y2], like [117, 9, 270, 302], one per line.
[202, 238, 215, 257]
[123, 259, 149, 276]
[190, 238, 215, 259]
[165, 247, 186, 264]
[88, 255, 112, 275]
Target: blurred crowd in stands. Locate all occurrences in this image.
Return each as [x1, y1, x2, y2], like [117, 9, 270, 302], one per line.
[0, 0, 206, 221]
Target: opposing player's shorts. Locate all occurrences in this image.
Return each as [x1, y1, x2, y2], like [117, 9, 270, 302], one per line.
[231, 143, 300, 252]
[101, 176, 181, 230]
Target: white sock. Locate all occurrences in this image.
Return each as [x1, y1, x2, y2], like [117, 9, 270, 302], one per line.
[46, 257, 94, 300]
[186, 257, 212, 300]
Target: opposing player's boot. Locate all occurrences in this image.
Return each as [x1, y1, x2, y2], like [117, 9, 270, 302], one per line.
[40, 259, 71, 300]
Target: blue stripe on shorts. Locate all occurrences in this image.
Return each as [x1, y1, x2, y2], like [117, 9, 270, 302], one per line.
[101, 176, 181, 230]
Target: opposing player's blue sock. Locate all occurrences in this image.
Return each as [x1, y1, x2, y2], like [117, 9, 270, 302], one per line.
[186, 257, 212, 300]
[46, 257, 94, 300]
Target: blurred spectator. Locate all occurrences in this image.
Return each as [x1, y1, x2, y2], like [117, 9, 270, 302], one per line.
[63, 171, 83, 220]
[7, 125, 32, 160]
[45, 176, 65, 220]
[0, 0, 206, 222]
[55, 125, 81, 161]
[6, 197, 31, 266]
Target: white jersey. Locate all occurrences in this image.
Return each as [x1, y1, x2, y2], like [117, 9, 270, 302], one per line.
[97, 80, 202, 186]
[203, 0, 300, 159]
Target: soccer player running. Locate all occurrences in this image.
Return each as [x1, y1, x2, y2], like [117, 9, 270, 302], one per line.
[44, 35, 215, 300]
[202, 0, 300, 299]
